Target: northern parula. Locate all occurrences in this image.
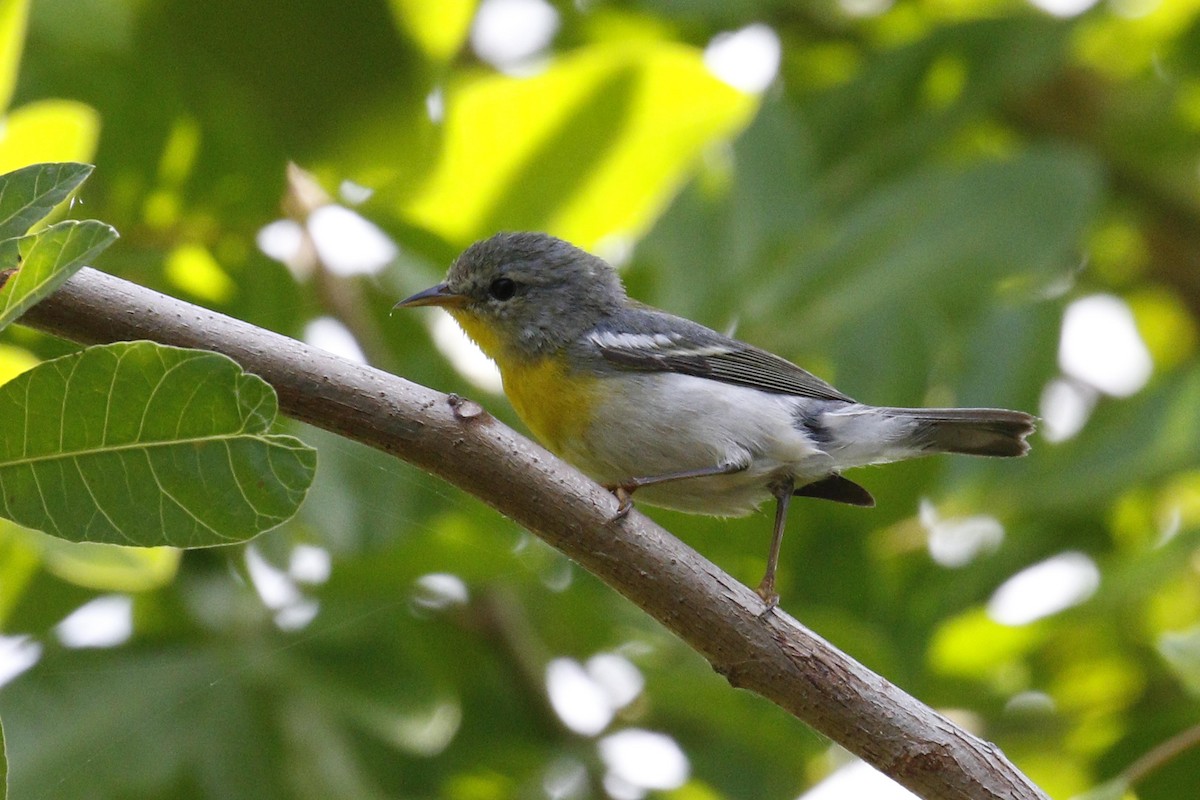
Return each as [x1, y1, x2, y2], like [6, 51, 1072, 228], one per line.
[396, 232, 1035, 605]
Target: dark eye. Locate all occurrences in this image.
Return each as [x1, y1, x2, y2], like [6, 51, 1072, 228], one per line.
[488, 277, 517, 301]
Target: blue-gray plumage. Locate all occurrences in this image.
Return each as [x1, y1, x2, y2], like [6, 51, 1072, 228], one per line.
[397, 231, 1036, 605]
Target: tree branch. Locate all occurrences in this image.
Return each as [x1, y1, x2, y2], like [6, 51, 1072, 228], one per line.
[18, 267, 1047, 800]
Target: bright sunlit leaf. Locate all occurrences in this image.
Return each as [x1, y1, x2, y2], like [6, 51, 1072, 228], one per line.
[164, 242, 235, 303]
[929, 607, 1045, 678]
[0, 521, 37, 628]
[0, 100, 100, 175]
[32, 529, 181, 591]
[399, 42, 757, 249]
[389, 0, 477, 63]
[0, 344, 36, 384]
[0, 0, 29, 114]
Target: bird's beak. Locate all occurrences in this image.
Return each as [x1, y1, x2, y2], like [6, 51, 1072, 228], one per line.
[393, 282, 469, 310]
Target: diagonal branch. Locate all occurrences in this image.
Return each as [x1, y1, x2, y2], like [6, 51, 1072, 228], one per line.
[18, 267, 1047, 800]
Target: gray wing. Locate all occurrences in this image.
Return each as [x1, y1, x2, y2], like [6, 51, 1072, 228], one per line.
[587, 311, 855, 403]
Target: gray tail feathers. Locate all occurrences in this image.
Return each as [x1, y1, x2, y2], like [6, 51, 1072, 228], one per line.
[879, 407, 1036, 457]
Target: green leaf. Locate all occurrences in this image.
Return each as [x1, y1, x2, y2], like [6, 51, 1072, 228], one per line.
[778, 146, 1103, 341]
[0, 218, 118, 332]
[0, 341, 317, 548]
[0, 162, 93, 240]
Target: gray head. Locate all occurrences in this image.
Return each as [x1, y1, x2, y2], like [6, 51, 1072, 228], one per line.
[397, 232, 627, 359]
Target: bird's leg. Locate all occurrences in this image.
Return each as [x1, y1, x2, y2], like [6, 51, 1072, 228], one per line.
[756, 478, 795, 611]
[606, 460, 748, 519]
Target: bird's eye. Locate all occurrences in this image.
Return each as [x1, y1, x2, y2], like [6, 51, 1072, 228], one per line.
[488, 277, 517, 301]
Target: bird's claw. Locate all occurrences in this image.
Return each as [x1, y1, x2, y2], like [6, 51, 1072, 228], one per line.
[755, 581, 779, 616]
[607, 485, 635, 521]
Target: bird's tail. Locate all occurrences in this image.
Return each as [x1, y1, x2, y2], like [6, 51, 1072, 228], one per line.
[876, 406, 1036, 458]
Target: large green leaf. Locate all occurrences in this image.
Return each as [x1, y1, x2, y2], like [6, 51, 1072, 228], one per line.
[0, 218, 118, 332]
[0, 162, 93, 241]
[0, 341, 317, 547]
[776, 147, 1103, 342]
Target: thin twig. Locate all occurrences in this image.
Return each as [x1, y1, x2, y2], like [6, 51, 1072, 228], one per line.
[1124, 723, 1200, 787]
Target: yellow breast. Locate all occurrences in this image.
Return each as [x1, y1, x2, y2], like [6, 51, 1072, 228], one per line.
[502, 356, 598, 455]
[449, 310, 597, 455]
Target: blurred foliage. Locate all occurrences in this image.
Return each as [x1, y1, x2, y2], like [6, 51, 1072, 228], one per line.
[0, 0, 1199, 798]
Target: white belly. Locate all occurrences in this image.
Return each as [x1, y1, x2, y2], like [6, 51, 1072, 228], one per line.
[560, 373, 833, 516]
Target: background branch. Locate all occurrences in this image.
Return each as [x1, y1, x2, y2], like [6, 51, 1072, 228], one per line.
[19, 267, 1047, 800]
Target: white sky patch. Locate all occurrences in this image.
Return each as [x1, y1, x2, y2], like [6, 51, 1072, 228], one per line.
[1039, 376, 1098, 442]
[987, 551, 1101, 626]
[593, 234, 634, 268]
[540, 556, 576, 593]
[246, 545, 302, 609]
[544, 757, 589, 800]
[586, 653, 644, 711]
[470, 0, 560, 70]
[55, 595, 134, 649]
[431, 312, 505, 393]
[704, 24, 781, 94]
[256, 218, 305, 263]
[598, 729, 689, 796]
[307, 204, 398, 276]
[799, 759, 919, 800]
[1059, 294, 1152, 397]
[304, 316, 367, 364]
[1005, 690, 1057, 715]
[838, 0, 895, 16]
[412, 572, 470, 612]
[546, 657, 614, 736]
[274, 600, 320, 631]
[289, 544, 332, 585]
[919, 499, 1004, 568]
[426, 86, 445, 124]
[246, 544, 320, 631]
[0, 635, 42, 688]
[338, 179, 374, 206]
[1026, 0, 1101, 16]
[1110, 0, 1159, 19]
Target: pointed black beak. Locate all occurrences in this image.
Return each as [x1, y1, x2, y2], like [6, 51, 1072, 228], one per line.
[392, 282, 469, 311]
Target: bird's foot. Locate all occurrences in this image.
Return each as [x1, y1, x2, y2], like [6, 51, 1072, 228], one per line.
[605, 484, 636, 521]
[755, 579, 779, 616]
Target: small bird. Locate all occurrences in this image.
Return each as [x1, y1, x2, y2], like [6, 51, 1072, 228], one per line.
[397, 232, 1035, 605]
